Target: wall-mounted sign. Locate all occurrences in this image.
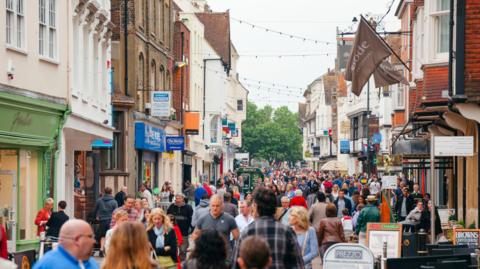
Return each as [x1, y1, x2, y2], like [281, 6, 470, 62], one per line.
[151, 91, 171, 117]
[366, 223, 402, 258]
[433, 136, 474, 157]
[340, 140, 350, 154]
[135, 122, 166, 152]
[166, 136, 185, 151]
[453, 229, 480, 248]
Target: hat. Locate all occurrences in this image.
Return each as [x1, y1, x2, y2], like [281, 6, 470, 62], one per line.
[366, 195, 377, 202]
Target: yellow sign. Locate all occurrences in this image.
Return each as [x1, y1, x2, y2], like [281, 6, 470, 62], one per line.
[162, 152, 175, 160]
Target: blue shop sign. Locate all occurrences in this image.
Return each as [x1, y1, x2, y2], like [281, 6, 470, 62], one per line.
[135, 122, 166, 152]
[166, 136, 185, 151]
[340, 140, 350, 154]
[91, 139, 112, 148]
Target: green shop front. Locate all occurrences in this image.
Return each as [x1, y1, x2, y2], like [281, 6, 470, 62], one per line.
[0, 91, 66, 255]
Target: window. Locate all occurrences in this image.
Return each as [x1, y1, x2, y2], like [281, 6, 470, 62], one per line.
[237, 100, 243, 111]
[396, 85, 405, 108]
[100, 111, 124, 170]
[362, 114, 368, 138]
[431, 0, 449, 55]
[39, 0, 57, 59]
[137, 54, 145, 111]
[210, 116, 219, 143]
[351, 117, 359, 140]
[6, 0, 25, 49]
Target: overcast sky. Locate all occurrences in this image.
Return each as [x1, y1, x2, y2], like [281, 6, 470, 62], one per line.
[206, 0, 401, 112]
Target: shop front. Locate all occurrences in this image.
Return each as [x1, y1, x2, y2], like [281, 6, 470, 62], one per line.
[135, 122, 166, 190]
[0, 91, 67, 253]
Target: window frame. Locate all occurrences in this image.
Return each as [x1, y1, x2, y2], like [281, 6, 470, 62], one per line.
[6, 0, 26, 50]
[428, 0, 450, 61]
[38, 0, 57, 60]
[237, 99, 243, 111]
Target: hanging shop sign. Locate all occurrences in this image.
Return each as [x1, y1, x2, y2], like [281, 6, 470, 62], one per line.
[135, 122, 166, 152]
[166, 136, 185, 151]
[184, 112, 200, 135]
[150, 91, 171, 117]
[340, 140, 350, 154]
[381, 175, 398, 190]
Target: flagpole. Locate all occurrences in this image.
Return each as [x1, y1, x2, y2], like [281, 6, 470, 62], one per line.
[366, 78, 370, 178]
[360, 15, 411, 72]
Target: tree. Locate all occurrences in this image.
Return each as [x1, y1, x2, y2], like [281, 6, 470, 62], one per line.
[241, 101, 302, 163]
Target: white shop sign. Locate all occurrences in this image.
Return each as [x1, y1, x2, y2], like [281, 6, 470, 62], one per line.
[323, 243, 374, 269]
[381, 176, 397, 190]
[433, 136, 474, 157]
[150, 91, 171, 117]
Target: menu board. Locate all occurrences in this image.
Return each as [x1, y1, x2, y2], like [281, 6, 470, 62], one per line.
[366, 223, 403, 258]
[453, 229, 480, 248]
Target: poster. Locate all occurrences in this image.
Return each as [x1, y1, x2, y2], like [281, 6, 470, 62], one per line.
[150, 91, 171, 117]
[366, 223, 402, 258]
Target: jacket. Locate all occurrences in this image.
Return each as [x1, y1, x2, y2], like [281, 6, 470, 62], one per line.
[46, 211, 69, 238]
[355, 204, 380, 234]
[290, 196, 308, 209]
[167, 203, 193, 236]
[395, 195, 414, 217]
[114, 191, 126, 207]
[147, 227, 178, 261]
[192, 200, 209, 227]
[34, 208, 51, 236]
[94, 195, 118, 221]
[317, 217, 345, 245]
[334, 197, 353, 216]
[308, 202, 327, 229]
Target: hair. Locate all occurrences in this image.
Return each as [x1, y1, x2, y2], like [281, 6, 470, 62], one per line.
[239, 236, 271, 269]
[58, 200, 67, 210]
[142, 208, 152, 223]
[113, 210, 128, 221]
[101, 222, 156, 269]
[289, 206, 309, 230]
[210, 194, 224, 205]
[325, 203, 337, 218]
[168, 214, 176, 225]
[342, 208, 349, 216]
[124, 194, 135, 202]
[224, 192, 232, 202]
[317, 192, 326, 203]
[280, 196, 290, 203]
[352, 190, 360, 196]
[104, 187, 113, 195]
[253, 187, 276, 217]
[45, 197, 54, 205]
[357, 203, 365, 212]
[147, 208, 172, 232]
[294, 189, 303, 197]
[189, 230, 227, 269]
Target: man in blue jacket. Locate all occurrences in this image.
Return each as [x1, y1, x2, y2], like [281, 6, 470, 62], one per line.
[33, 219, 98, 269]
[334, 189, 353, 217]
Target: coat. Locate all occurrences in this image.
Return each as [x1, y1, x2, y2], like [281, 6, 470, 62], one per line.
[94, 195, 118, 221]
[46, 211, 69, 238]
[334, 197, 353, 216]
[355, 204, 380, 234]
[167, 203, 193, 236]
[34, 208, 51, 236]
[395, 195, 415, 217]
[147, 227, 178, 262]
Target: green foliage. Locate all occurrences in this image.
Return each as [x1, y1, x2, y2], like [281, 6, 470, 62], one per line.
[241, 101, 302, 163]
[468, 222, 477, 229]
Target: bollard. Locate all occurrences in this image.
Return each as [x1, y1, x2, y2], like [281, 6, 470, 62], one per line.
[417, 229, 428, 256]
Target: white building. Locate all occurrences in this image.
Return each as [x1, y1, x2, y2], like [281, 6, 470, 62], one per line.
[57, 0, 114, 218]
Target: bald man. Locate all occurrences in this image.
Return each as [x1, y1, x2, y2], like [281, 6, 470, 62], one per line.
[193, 194, 239, 240]
[33, 219, 98, 269]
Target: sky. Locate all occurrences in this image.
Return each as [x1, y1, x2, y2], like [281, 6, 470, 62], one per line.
[206, 0, 401, 112]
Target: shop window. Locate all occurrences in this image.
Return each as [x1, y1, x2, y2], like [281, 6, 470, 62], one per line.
[18, 150, 39, 240]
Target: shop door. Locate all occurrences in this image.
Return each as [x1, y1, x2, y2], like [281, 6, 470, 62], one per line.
[0, 170, 17, 253]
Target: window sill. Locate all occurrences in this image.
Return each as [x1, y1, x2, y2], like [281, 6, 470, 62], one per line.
[39, 56, 59, 65]
[6, 45, 28, 55]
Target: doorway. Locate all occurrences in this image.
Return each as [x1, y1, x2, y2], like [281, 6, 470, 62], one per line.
[0, 170, 17, 253]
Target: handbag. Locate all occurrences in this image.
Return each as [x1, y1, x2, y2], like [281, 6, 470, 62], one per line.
[152, 249, 176, 269]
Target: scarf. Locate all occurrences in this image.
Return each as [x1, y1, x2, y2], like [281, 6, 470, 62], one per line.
[154, 226, 164, 249]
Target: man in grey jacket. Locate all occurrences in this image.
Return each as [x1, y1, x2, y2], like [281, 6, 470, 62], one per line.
[192, 194, 210, 227]
[93, 187, 118, 256]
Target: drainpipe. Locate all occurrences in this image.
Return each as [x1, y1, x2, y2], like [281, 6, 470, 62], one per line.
[448, 0, 454, 97]
[463, 157, 466, 222]
[454, 0, 466, 100]
[477, 123, 480, 227]
[123, 0, 129, 96]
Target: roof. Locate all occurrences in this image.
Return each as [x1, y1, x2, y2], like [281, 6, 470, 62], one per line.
[196, 11, 231, 69]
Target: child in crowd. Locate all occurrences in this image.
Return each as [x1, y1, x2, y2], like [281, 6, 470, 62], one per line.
[237, 236, 272, 269]
[104, 210, 128, 255]
[341, 208, 354, 241]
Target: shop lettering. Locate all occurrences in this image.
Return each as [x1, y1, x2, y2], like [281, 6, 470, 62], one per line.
[10, 112, 32, 130]
[351, 41, 370, 72]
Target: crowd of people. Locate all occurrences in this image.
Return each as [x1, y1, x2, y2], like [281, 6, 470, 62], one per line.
[5, 168, 441, 269]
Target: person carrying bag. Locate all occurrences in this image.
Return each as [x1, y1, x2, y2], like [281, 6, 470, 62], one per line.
[147, 208, 178, 269]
